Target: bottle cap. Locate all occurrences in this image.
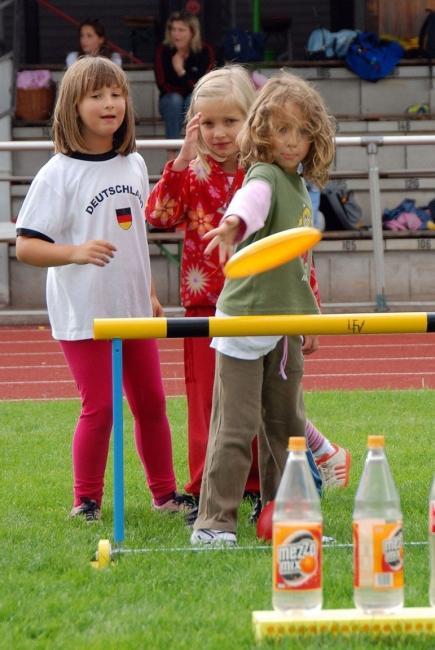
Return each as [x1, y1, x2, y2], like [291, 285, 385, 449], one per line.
[288, 436, 306, 451]
[368, 435, 385, 448]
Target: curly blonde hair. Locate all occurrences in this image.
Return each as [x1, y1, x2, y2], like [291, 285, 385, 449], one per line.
[53, 56, 136, 155]
[238, 72, 335, 187]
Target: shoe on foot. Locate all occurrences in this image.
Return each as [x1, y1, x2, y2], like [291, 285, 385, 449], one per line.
[190, 528, 237, 547]
[70, 498, 101, 522]
[316, 444, 351, 488]
[249, 496, 262, 524]
[153, 492, 197, 513]
[243, 490, 260, 504]
[185, 505, 199, 528]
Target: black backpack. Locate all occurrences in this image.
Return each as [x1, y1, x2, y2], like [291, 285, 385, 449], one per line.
[319, 180, 364, 231]
[223, 29, 264, 62]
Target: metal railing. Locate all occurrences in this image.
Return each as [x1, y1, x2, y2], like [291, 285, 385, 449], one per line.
[2, 134, 435, 311]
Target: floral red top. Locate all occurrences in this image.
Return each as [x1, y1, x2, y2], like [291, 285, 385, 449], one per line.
[145, 156, 321, 309]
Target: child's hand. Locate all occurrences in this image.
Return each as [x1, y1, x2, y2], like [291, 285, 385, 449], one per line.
[173, 113, 201, 171]
[151, 293, 164, 317]
[203, 215, 240, 265]
[150, 278, 164, 317]
[302, 335, 319, 355]
[71, 240, 116, 267]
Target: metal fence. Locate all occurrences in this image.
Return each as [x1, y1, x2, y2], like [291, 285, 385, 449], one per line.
[2, 134, 435, 311]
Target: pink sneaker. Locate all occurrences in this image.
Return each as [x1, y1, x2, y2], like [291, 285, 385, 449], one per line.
[315, 444, 351, 488]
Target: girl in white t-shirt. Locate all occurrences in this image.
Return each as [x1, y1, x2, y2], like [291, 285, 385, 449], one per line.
[16, 56, 194, 521]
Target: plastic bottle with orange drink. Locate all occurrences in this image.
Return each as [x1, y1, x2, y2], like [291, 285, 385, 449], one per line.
[353, 435, 404, 614]
[272, 436, 322, 612]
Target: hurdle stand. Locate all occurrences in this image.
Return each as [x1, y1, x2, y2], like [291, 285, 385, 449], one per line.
[90, 312, 435, 570]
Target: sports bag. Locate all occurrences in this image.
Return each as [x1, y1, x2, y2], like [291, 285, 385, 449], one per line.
[319, 180, 363, 230]
[223, 29, 264, 62]
[306, 27, 358, 59]
[345, 32, 404, 81]
[306, 28, 332, 59]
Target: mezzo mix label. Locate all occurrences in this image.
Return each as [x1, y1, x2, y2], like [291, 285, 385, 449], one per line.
[273, 523, 322, 591]
[353, 520, 404, 590]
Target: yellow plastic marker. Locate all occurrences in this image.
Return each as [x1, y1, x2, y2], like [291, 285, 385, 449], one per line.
[252, 608, 435, 641]
[224, 226, 322, 279]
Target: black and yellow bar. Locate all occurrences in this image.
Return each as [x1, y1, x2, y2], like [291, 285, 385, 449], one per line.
[94, 312, 435, 340]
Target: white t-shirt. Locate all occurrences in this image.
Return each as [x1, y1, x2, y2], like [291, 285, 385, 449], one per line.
[16, 151, 152, 340]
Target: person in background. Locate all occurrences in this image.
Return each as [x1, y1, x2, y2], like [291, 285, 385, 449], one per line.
[154, 11, 215, 154]
[66, 18, 122, 68]
[15, 57, 193, 521]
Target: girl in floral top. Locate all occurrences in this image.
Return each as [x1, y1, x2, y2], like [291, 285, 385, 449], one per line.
[146, 66, 350, 505]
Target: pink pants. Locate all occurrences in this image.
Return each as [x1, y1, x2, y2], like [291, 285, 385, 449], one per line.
[183, 305, 260, 496]
[60, 338, 177, 507]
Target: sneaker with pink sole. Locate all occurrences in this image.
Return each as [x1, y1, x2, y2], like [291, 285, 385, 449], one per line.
[315, 444, 351, 488]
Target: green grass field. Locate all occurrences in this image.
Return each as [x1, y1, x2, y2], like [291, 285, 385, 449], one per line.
[1, 390, 434, 649]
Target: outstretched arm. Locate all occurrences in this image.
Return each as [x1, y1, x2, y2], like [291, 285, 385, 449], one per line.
[203, 179, 272, 264]
[202, 215, 241, 265]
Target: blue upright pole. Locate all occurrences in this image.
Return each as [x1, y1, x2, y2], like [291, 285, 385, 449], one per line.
[112, 338, 124, 544]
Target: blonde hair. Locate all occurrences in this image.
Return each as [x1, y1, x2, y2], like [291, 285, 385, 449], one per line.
[53, 56, 136, 155]
[238, 72, 335, 187]
[164, 11, 202, 53]
[186, 65, 256, 165]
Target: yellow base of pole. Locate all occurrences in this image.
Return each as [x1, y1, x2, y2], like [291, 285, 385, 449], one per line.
[252, 608, 435, 641]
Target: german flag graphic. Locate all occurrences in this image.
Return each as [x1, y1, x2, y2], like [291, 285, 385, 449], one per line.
[116, 208, 133, 230]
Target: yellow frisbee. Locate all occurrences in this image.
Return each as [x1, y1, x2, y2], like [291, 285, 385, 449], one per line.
[223, 226, 322, 279]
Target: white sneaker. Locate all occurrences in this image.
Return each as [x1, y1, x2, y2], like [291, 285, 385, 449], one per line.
[190, 528, 237, 547]
[316, 444, 351, 488]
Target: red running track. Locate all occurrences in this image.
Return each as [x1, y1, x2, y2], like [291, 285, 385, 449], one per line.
[1, 325, 435, 400]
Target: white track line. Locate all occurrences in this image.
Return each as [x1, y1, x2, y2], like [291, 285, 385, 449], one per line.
[3, 370, 435, 385]
[0, 379, 75, 385]
[303, 371, 435, 378]
[2, 355, 428, 362]
[2, 396, 80, 402]
[0, 338, 182, 346]
[0, 365, 68, 370]
[0, 340, 58, 345]
[0, 350, 64, 358]
[0, 362, 184, 370]
[305, 356, 435, 362]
